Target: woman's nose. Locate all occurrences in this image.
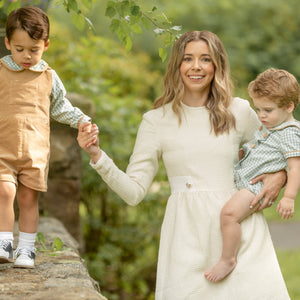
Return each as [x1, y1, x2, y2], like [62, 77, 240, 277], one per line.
[192, 59, 201, 70]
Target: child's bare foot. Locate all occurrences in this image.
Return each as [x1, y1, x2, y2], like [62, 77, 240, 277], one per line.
[204, 259, 236, 282]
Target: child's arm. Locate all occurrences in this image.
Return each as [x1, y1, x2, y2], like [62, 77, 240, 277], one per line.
[276, 157, 300, 219]
[50, 70, 91, 128]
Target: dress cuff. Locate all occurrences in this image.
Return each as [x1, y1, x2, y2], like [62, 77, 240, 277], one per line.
[89, 151, 106, 168]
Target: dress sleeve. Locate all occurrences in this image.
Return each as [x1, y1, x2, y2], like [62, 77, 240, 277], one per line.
[90, 111, 161, 206]
[239, 98, 260, 144]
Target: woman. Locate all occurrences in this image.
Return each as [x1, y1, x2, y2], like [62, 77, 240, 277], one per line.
[78, 31, 290, 299]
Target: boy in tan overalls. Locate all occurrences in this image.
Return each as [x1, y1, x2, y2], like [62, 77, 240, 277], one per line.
[0, 6, 95, 268]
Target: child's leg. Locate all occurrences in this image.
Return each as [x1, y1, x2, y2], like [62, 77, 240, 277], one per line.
[0, 181, 16, 263]
[17, 182, 39, 233]
[205, 188, 258, 282]
[14, 182, 39, 268]
[0, 181, 17, 231]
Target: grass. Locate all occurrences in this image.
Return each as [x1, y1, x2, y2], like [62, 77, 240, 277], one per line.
[277, 250, 300, 300]
[264, 191, 300, 299]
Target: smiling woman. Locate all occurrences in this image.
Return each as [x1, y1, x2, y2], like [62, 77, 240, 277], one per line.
[77, 30, 291, 299]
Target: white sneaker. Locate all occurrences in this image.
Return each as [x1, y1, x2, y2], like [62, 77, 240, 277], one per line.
[14, 247, 36, 269]
[0, 240, 14, 263]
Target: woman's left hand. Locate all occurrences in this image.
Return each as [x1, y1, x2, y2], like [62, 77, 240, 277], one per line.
[249, 170, 287, 211]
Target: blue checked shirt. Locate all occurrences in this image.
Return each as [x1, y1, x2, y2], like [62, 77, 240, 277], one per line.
[2, 55, 91, 128]
[234, 120, 300, 195]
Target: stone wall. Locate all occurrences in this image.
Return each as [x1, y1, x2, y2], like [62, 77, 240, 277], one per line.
[0, 217, 107, 300]
[40, 93, 95, 251]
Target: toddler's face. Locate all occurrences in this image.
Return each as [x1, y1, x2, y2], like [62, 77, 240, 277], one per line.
[253, 97, 294, 129]
[5, 29, 49, 69]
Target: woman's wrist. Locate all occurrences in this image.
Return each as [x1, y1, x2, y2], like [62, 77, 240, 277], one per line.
[90, 149, 102, 164]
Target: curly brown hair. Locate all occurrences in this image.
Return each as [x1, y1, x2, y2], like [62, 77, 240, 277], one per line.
[248, 68, 300, 110]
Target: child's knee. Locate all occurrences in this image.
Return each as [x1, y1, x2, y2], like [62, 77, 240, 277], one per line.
[0, 181, 16, 201]
[221, 206, 237, 224]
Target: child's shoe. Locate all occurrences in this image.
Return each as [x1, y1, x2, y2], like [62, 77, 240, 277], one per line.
[0, 240, 14, 263]
[14, 246, 36, 268]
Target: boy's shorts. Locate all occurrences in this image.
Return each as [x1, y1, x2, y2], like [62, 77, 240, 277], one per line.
[0, 158, 48, 192]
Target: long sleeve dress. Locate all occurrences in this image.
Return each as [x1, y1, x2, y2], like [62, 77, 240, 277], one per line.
[90, 97, 290, 300]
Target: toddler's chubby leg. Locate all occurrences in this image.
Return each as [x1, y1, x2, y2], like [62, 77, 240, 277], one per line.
[205, 188, 258, 282]
[0, 181, 16, 231]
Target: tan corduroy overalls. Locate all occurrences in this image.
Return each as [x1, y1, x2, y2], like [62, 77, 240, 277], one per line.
[0, 59, 53, 192]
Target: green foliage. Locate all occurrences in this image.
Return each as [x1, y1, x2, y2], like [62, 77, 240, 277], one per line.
[1, 0, 181, 60]
[105, 0, 181, 60]
[154, 0, 300, 96]
[36, 232, 70, 255]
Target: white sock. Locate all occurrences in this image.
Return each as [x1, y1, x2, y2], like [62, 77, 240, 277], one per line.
[18, 232, 36, 249]
[0, 232, 14, 241]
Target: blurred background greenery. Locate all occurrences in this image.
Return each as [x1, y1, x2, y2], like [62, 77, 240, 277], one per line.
[3, 0, 300, 298]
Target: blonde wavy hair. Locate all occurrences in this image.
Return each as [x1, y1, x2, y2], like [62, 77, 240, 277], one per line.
[153, 31, 236, 135]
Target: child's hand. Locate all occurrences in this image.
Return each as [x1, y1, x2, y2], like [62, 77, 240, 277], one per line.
[83, 123, 99, 147]
[276, 197, 294, 219]
[77, 122, 102, 163]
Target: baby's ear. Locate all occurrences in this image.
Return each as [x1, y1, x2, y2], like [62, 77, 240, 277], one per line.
[287, 101, 295, 112]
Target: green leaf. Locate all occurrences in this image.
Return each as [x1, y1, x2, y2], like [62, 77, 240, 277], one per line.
[130, 5, 140, 16]
[110, 18, 121, 33]
[116, 0, 130, 17]
[81, 0, 93, 10]
[66, 0, 79, 13]
[52, 237, 64, 252]
[130, 23, 143, 34]
[125, 35, 132, 52]
[72, 13, 86, 31]
[105, 1, 116, 18]
[159, 47, 168, 62]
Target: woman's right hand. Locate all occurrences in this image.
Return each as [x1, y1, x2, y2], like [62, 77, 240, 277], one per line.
[77, 122, 102, 163]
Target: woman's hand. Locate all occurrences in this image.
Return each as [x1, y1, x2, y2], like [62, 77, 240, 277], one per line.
[77, 122, 102, 163]
[249, 170, 287, 211]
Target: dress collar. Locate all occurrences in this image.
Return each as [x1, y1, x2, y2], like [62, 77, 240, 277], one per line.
[1, 55, 48, 72]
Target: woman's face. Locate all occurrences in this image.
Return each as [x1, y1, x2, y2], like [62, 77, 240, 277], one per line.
[180, 40, 215, 101]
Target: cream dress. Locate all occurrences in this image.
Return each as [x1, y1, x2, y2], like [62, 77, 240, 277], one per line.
[90, 97, 290, 300]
